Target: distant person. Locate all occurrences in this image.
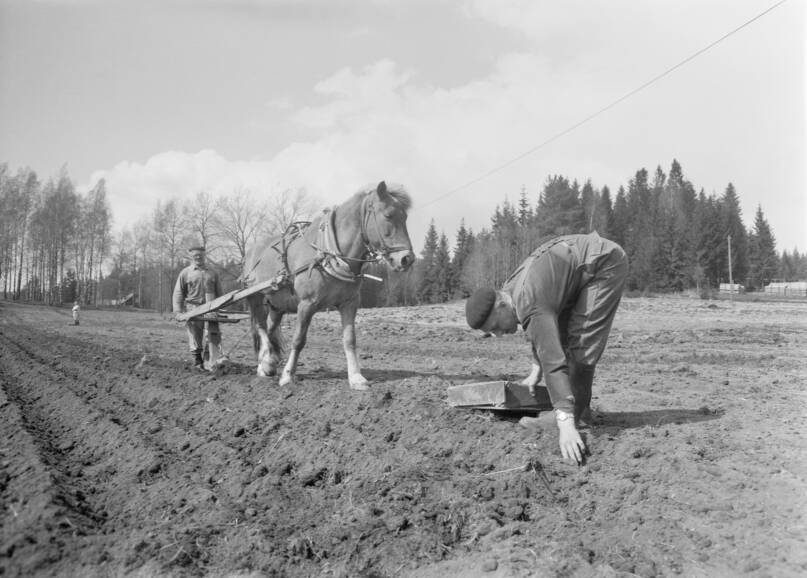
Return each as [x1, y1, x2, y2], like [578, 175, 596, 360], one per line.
[465, 232, 628, 464]
[172, 245, 225, 370]
[72, 301, 80, 326]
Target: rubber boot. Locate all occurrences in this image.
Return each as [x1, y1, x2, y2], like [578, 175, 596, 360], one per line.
[192, 349, 205, 371]
[569, 362, 596, 427]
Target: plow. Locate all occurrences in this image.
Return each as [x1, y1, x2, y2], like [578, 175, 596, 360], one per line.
[174, 278, 279, 323]
[174, 278, 280, 370]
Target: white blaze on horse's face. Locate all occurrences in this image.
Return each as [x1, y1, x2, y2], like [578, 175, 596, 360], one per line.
[371, 181, 415, 272]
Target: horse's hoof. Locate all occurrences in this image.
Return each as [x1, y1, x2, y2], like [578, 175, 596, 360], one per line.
[257, 364, 277, 377]
[279, 374, 294, 387]
[349, 378, 370, 391]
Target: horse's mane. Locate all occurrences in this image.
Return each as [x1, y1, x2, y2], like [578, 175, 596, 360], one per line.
[355, 182, 412, 212]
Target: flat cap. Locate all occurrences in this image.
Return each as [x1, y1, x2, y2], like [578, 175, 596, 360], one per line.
[465, 288, 497, 329]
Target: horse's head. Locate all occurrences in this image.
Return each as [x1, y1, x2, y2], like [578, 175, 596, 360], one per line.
[363, 181, 415, 272]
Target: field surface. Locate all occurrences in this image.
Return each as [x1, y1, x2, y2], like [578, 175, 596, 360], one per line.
[1, 296, 805, 578]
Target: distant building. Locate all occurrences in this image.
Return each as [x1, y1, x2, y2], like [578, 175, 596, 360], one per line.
[719, 283, 744, 294]
[100, 293, 136, 307]
[764, 281, 807, 297]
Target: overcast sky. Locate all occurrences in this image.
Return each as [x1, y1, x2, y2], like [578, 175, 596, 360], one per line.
[1, 0, 804, 254]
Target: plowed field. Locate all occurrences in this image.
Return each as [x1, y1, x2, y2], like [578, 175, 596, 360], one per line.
[1, 296, 805, 577]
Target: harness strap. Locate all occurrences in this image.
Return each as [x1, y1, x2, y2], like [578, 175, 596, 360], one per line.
[260, 191, 408, 290]
[311, 207, 365, 283]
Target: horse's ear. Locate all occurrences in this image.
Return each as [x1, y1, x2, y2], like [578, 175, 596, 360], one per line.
[376, 181, 388, 198]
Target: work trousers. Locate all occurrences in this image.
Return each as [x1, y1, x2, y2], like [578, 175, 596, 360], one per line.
[184, 299, 221, 354]
[559, 239, 628, 367]
[185, 320, 221, 354]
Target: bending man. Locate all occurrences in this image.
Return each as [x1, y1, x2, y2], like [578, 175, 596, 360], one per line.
[465, 231, 628, 464]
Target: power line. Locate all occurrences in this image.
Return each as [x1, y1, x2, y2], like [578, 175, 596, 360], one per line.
[422, 0, 787, 208]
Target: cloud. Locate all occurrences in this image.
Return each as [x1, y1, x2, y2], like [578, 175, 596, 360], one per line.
[87, 150, 280, 230]
[88, 0, 804, 251]
[89, 49, 629, 243]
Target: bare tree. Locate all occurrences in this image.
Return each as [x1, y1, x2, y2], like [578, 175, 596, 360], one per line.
[266, 187, 319, 235]
[0, 166, 38, 299]
[153, 199, 184, 312]
[111, 229, 133, 274]
[182, 190, 217, 253]
[28, 170, 79, 304]
[70, 179, 111, 303]
[133, 220, 153, 307]
[212, 187, 270, 266]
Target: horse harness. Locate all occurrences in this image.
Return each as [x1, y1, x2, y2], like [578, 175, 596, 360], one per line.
[250, 193, 407, 292]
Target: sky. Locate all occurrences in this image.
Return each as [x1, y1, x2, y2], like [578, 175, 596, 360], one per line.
[1, 0, 805, 255]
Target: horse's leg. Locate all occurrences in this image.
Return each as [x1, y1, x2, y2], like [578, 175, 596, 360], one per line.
[339, 299, 369, 391]
[266, 306, 284, 376]
[279, 300, 316, 386]
[248, 294, 274, 376]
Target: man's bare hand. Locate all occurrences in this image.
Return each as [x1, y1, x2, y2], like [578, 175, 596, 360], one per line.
[557, 420, 586, 465]
[520, 362, 543, 397]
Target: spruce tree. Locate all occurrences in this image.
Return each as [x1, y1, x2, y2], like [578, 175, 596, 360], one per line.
[624, 169, 656, 290]
[788, 249, 807, 280]
[581, 180, 597, 233]
[517, 187, 533, 227]
[491, 200, 519, 282]
[720, 183, 749, 286]
[536, 175, 585, 237]
[416, 220, 439, 303]
[610, 186, 629, 248]
[659, 160, 697, 289]
[747, 206, 778, 290]
[695, 191, 725, 289]
[435, 233, 452, 302]
[596, 185, 614, 238]
[779, 250, 795, 281]
[451, 220, 475, 298]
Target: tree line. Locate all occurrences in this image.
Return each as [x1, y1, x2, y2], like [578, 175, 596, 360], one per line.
[0, 165, 111, 305]
[407, 159, 805, 305]
[1, 159, 804, 311]
[0, 162, 317, 311]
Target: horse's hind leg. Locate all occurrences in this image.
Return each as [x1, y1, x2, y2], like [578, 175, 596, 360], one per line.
[339, 299, 369, 391]
[248, 294, 274, 377]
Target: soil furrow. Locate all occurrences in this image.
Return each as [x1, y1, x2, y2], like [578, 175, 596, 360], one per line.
[1, 298, 805, 577]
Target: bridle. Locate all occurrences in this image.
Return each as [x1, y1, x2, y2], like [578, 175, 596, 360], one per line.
[314, 192, 410, 269]
[357, 192, 412, 264]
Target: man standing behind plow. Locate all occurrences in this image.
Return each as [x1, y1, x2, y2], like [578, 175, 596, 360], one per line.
[465, 232, 628, 464]
[173, 245, 226, 371]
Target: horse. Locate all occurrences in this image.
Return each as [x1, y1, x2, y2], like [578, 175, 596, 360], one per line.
[242, 181, 414, 390]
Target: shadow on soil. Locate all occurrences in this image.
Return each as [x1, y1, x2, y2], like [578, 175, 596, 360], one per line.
[487, 408, 724, 433]
[595, 408, 724, 431]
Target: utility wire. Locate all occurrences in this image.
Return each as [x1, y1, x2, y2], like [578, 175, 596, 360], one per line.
[422, 0, 787, 208]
